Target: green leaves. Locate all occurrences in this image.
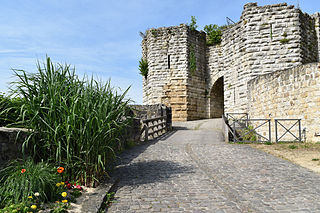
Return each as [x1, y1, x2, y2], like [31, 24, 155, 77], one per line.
[189, 16, 198, 31]
[0, 159, 60, 207]
[203, 24, 223, 46]
[139, 58, 148, 79]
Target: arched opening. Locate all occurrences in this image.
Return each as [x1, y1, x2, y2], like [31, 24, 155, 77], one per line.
[209, 77, 224, 118]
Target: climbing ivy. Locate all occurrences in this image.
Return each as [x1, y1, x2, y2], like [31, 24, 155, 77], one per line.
[139, 58, 148, 79]
[189, 45, 196, 75]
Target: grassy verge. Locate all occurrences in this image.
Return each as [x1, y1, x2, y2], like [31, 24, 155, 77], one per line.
[250, 142, 320, 174]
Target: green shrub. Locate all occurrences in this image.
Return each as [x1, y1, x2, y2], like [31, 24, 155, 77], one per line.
[0, 159, 60, 207]
[203, 24, 224, 45]
[0, 93, 24, 127]
[189, 16, 198, 31]
[10, 57, 132, 186]
[139, 58, 148, 79]
[240, 125, 257, 142]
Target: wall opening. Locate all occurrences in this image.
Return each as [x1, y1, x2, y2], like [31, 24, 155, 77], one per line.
[167, 55, 170, 69]
[209, 77, 224, 118]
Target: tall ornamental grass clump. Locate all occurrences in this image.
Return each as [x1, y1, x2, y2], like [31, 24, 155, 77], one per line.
[11, 57, 131, 186]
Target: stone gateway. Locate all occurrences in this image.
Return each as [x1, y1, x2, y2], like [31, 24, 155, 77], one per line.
[141, 2, 320, 141]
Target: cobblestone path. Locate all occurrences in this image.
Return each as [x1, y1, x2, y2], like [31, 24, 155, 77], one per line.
[108, 119, 320, 212]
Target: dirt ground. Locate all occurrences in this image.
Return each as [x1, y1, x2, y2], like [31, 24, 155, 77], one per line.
[250, 143, 320, 174]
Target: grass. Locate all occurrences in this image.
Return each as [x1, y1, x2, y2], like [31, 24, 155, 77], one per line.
[0, 159, 60, 207]
[9, 57, 132, 186]
[288, 144, 298, 149]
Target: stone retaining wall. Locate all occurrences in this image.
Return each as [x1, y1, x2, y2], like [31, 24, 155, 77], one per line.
[248, 63, 320, 142]
[0, 127, 29, 168]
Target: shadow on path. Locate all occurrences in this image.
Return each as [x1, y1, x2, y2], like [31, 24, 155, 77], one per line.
[115, 160, 194, 186]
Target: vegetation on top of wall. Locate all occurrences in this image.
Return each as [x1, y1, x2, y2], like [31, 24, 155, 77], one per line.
[151, 29, 158, 37]
[189, 45, 196, 75]
[203, 24, 224, 46]
[139, 58, 149, 79]
[189, 16, 198, 31]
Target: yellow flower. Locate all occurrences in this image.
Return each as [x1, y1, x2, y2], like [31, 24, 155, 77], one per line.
[62, 200, 68, 203]
[56, 183, 61, 187]
[60, 182, 65, 185]
[31, 205, 37, 209]
[28, 196, 32, 199]
[61, 192, 67, 197]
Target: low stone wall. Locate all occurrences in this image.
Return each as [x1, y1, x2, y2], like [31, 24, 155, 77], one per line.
[0, 127, 29, 168]
[130, 104, 171, 119]
[0, 105, 173, 168]
[248, 63, 320, 142]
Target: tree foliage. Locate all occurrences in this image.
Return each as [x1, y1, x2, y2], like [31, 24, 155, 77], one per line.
[189, 16, 198, 31]
[204, 24, 224, 46]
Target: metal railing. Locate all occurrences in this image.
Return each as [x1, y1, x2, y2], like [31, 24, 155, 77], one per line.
[230, 118, 271, 143]
[226, 113, 249, 129]
[224, 113, 302, 143]
[140, 116, 168, 142]
[275, 119, 301, 143]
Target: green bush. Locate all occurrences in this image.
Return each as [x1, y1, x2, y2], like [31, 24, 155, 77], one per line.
[139, 58, 148, 79]
[203, 24, 224, 46]
[0, 159, 60, 207]
[10, 57, 132, 186]
[0, 93, 24, 127]
[240, 125, 257, 142]
[189, 16, 198, 31]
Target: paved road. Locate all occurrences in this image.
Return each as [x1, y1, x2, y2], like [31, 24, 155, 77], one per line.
[108, 119, 320, 212]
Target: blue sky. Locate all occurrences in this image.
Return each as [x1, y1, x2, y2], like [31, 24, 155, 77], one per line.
[0, 0, 319, 104]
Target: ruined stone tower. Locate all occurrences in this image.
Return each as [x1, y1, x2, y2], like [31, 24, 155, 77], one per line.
[142, 2, 320, 121]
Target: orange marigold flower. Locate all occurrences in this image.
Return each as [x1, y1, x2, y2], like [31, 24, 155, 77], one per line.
[21, 169, 26, 174]
[57, 167, 64, 173]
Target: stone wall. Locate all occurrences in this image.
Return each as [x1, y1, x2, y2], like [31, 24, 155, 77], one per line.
[300, 11, 318, 64]
[186, 29, 208, 120]
[0, 127, 29, 168]
[130, 104, 170, 119]
[248, 63, 320, 142]
[313, 13, 320, 61]
[142, 2, 320, 121]
[142, 25, 189, 121]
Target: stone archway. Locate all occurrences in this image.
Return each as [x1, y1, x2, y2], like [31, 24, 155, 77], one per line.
[209, 77, 224, 118]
